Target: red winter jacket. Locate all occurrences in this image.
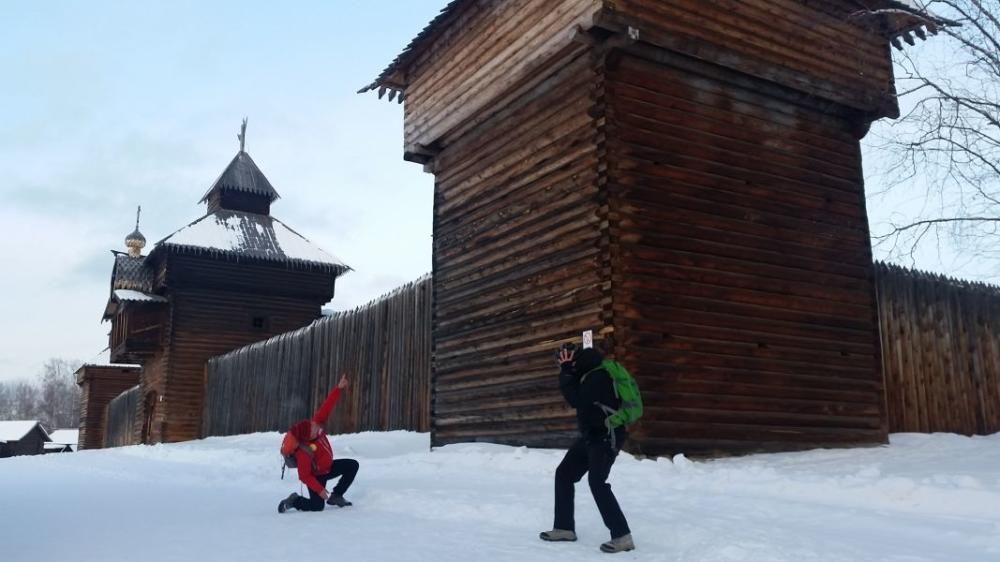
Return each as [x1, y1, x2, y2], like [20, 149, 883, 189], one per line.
[288, 387, 342, 495]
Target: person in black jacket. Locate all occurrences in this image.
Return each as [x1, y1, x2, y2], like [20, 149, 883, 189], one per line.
[539, 345, 634, 553]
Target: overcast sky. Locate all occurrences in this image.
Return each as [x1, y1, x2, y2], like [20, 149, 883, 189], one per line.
[0, 1, 444, 381]
[0, 1, 990, 383]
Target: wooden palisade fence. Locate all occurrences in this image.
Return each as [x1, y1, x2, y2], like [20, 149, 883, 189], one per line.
[877, 262, 1000, 435]
[99, 265, 999, 451]
[202, 276, 432, 437]
[104, 385, 140, 448]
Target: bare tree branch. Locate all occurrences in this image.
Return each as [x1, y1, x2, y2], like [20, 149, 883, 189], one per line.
[868, 1, 1000, 277]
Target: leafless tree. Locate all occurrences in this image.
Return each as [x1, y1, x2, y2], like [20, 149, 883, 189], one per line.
[38, 358, 82, 430]
[869, 1, 1000, 273]
[0, 382, 13, 420]
[0, 359, 81, 429]
[11, 381, 41, 421]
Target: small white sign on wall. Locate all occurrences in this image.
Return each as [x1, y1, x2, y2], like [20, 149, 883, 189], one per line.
[582, 330, 593, 349]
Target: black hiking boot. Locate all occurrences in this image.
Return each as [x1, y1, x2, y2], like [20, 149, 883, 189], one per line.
[326, 494, 352, 508]
[278, 492, 299, 513]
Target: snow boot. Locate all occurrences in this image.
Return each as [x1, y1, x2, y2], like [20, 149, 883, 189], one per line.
[600, 534, 635, 553]
[539, 529, 578, 542]
[326, 494, 352, 508]
[278, 492, 299, 513]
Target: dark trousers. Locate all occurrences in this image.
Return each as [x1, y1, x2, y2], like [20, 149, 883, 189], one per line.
[293, 458, 360, 512]
[554, 438, 630, 539]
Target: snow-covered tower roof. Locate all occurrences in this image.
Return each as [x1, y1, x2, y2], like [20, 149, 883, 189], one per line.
[143, 119, 349, 274]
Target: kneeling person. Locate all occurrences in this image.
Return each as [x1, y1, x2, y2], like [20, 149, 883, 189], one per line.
[278, 374, 359, 513]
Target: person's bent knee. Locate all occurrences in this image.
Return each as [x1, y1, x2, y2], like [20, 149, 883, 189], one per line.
[556, 465, 584, 484]
[340, 458, 359, 476]
[588, 474, 609, 490]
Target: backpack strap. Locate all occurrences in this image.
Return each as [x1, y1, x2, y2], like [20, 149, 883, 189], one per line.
[579, 365, 603, 383]
[582, 364, 620, 414]
[281, 443, 316, 480]
[594, 401, 619, 448]
[580, 363, 626, 448]
[297, 442, 319, 473]
[580, 363, 618, 390]
[595, 402, 618, 417]
[580, 362, 620, 397]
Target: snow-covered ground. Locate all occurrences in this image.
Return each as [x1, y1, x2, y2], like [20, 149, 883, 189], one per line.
[2, 431, 999, 562]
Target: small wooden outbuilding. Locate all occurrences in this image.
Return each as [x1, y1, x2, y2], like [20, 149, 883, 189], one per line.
[0, 421, 50, 458]
[48, 429, 79, 451]
[76, 364, 141, 450]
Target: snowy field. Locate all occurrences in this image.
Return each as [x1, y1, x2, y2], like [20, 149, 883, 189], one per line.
[2, 431, 999, 562]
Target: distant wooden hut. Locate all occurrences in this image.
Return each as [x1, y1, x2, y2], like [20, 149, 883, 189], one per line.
[48, 429, 80, 451]
[94, 123, 350, 444]
[362, 1, 944, 455]
[0, 421, 50, 458]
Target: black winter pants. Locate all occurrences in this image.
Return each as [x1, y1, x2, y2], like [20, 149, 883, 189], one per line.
[553, 438, 630, 539]
[293, 458, 360, 512]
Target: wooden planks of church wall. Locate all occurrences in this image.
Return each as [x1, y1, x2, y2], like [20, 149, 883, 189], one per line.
[159, 253, 334, 442]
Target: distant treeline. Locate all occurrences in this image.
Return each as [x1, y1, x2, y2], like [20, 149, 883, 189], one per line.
[0, 358, 81, 430]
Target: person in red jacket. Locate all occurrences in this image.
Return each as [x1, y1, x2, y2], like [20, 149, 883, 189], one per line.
[278, 374, 359, 513]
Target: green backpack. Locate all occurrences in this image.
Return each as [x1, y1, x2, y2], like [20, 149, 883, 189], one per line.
[582, 359, 643, 428]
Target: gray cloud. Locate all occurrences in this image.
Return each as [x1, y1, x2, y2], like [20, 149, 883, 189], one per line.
[66, 250, 115, 289]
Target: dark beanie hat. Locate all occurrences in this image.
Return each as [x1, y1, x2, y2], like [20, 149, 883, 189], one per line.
[574, 347, 604, 374]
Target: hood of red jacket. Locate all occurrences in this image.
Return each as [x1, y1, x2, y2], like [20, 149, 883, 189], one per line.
[289, 419, 314, 442]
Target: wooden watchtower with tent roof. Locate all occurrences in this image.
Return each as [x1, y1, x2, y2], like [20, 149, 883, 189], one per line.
[361, 1, 947, 456]
[90, 120, 351, 445]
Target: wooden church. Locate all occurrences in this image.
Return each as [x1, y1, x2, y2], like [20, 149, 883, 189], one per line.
[96, 122, 349, 444]
[362, 1, 943, 455]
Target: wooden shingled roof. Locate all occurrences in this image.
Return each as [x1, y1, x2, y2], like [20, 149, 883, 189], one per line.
[110, 252, 153, 293]
[357, 0, 467, 100]
[199, 150, 281, 204]
[104, 252, 162, 320]
[847, 1, 958, 49]
[151, 210, 350, 274]
[359, 0, 949, 99]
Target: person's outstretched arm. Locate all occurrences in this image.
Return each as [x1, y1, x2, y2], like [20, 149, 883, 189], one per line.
[313, 374, 349, 424]
[558, 349, 581, 408]
[296, 450, 327, 498]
